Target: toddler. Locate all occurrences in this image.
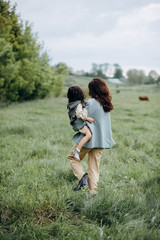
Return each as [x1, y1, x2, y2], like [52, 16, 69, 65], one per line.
[67, 85, 94, 160]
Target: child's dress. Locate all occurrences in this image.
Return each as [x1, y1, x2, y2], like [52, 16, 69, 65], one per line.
[67, 100, 89, 134]
[75, 103, 88, 134]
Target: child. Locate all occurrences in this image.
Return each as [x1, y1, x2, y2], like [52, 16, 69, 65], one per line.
[67, 85, 94, 160]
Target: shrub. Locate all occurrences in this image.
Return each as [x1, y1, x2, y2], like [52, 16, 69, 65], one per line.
[0, 1, 68, 101]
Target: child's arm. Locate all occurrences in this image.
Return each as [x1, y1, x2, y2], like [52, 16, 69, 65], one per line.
[86, 117, 94, 123]
[76, 103, 94, 123]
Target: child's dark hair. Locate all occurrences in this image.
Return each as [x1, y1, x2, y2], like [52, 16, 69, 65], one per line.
[67, 86, 85, 103]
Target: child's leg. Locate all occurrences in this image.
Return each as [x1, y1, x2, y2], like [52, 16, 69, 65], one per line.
[72, 126, 92, 161]
[77, 127, 92, 151]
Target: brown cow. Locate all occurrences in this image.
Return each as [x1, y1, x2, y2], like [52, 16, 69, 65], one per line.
[139, 96, 149, 101]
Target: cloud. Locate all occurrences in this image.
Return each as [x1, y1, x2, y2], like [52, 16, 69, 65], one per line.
[46, 2, 159, 71]
[11, 0, 160, 73]
[118, 3, 160, 27]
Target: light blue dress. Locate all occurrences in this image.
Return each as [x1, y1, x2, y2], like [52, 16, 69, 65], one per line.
[72, 98, 115, 149]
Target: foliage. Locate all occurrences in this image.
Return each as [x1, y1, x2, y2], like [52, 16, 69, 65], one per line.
[126, 69, 160, 85]
[0, 82, 160, 239]
[81, 63, 159, 85]
[0, 38, 19, 100]
[126, 69, 147, 85]
[84, 63, 108, 79]
[156, 76, 160, 85]
[52, 63, 69, 97]
[0, 0, 68, 101]
[146, 70, 159, 84]
[83, 63, 123, 79]
[113, 63, 123, 79]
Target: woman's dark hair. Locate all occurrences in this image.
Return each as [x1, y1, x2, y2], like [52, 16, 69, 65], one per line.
[88, 77, 113, 112]
[67, 85, 85, 103]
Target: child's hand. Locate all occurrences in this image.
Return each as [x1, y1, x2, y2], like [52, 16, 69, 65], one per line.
[86, 117, 94, 123]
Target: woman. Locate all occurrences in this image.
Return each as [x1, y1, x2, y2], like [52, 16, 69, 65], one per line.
[67, 77, 115, 194]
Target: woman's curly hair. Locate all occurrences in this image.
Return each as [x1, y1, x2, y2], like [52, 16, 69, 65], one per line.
[88, 77, 113, 112]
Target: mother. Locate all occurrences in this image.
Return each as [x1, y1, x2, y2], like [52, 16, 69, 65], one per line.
[67, 77, 115, 194]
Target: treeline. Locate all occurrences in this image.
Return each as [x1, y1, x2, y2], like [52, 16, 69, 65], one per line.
[78, 63, 160, 85]
[127, 69, 160, 85]
[0, 0, 69, 101]
[83, 63, 123, 79]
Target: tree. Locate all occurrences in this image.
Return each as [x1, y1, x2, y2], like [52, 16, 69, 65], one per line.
[146, 70, 159, 84]
[126, 69, 147, 85]
[103, 63, 109, 75]
[52, 63, 69, 97]
[0, 38, 20, 100]
[90, 63, 107, 78]
[156, 76, 160, 85]
[113, 64, 123, 79]
[0, 1, 22, 43]
[0, 0, 68, 101]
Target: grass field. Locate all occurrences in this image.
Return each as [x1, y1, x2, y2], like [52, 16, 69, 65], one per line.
[0, 79, 160, 239]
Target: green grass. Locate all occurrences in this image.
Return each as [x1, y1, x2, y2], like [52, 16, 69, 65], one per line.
[0, 82, 160, 239]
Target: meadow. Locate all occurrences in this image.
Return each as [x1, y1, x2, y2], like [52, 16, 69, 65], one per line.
[0, 77, 160, 239]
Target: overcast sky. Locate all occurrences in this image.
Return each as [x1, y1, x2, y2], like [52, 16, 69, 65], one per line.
[12, 0, 160, 75]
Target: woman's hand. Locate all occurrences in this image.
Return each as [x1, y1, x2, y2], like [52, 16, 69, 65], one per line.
[86, 117, 94, 123]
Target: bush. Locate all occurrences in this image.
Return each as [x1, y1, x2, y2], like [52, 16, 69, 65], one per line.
[0, 1, 68, 101]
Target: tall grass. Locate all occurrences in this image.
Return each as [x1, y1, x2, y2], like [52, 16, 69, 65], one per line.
[0, 83, 160, 239]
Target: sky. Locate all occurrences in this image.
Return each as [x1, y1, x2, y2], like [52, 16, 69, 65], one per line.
[11, 0, 160, 75]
